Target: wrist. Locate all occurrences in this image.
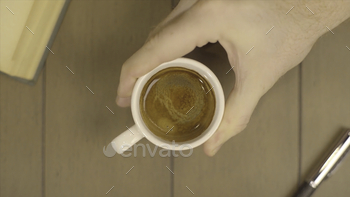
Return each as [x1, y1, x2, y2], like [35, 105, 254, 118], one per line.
[287, 1, 350, 41]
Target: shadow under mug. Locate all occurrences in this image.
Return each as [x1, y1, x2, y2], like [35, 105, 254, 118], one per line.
[111, 58, 225, 154]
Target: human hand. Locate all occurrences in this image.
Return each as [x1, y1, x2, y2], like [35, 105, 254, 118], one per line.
[116, 0, 350, 156]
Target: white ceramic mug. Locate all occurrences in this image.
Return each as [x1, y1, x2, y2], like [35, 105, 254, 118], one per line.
[111, 58, 225, 154]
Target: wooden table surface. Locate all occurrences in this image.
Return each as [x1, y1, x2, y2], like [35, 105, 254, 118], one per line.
[1, 1, 349, 197]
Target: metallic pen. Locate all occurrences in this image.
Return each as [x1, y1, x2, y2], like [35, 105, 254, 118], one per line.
[293, 129, 350, 197]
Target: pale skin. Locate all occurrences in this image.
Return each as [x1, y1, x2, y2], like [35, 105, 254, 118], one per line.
[116, 0, 350, 156]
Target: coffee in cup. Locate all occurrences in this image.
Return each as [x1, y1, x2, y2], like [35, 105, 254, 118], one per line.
[139, 67, 216, 142]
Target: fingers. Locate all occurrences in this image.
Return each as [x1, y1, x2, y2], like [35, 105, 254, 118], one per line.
[203, 75, 263, 156]
[166, 0, 198, 22]
[116, 2, 219, 106]
[147, 0, 198, 41]
[116, 0, 198, 107]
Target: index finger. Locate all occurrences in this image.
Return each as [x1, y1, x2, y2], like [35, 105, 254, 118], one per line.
[116, 2, 218, 107]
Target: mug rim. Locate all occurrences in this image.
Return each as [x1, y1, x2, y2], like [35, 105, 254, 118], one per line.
[131, 58, 225, 150]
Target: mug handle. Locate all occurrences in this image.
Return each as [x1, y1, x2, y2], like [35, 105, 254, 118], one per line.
[111, 125, 144, 154]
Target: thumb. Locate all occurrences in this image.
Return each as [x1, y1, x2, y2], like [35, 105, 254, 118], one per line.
[116, 1, 219, 107]
[203, 74, 263, 156]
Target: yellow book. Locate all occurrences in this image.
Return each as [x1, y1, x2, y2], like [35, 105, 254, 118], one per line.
[0, 0, 70, 84]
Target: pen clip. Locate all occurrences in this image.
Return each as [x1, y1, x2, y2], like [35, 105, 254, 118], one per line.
[326, 144, 350, 178]
[308, 129, 350, 188]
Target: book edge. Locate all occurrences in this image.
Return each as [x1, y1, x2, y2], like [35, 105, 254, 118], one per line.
[0, 0, 71, 86]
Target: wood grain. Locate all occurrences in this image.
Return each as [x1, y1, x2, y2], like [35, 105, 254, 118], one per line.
[301, 19, 350, 197]
[3, 1, 350, 197]
[175, 44, 300, 197]
[44, 1, 172, 196]
[0, 72, 43, 196]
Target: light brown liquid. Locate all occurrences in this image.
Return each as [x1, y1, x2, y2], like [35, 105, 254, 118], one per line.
[140, 67, 216, 142]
